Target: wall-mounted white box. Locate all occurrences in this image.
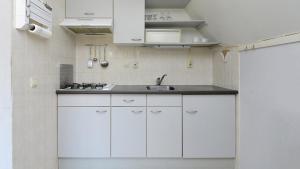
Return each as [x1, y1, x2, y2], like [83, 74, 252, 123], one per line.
[16, 0, 52, 30]
[146, 29, 182, 43]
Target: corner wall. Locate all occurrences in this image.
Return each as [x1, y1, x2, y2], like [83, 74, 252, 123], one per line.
[11, 0, 76, 169]
[0, 0, 12, 169]
[212, 49, 239, 90]
[240, 42, 300, 169]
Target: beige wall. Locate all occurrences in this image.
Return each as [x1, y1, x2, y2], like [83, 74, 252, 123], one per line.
[186, 0, 300, 44]
[75, 35, 213, 85]
[11, 0, 76, 169]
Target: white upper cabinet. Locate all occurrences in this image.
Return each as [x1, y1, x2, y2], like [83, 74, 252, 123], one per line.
[66, 0, 113, 18]
[183, 95, 236, 158]
[147, 107, 182, 158]
[58, 107, 110, 158]
[113, 0, 145, 44]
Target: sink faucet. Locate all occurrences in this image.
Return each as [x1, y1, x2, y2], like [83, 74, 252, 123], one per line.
[156, 74, 167, 85]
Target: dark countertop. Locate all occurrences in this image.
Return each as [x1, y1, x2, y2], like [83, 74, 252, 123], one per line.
[56, 85, 238, 95]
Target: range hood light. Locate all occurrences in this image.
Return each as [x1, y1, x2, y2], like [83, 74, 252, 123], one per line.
[60, 18, 113, 34]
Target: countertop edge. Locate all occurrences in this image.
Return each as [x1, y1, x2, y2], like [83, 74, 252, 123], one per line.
[56, 85, 238, 95]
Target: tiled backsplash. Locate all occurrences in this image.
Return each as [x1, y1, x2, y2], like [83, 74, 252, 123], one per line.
[75, 35, 214, 85]
[213, 49, 239, 90]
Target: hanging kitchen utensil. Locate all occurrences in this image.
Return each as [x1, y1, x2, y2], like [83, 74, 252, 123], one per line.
[87, 45, 98, 69]
[100, 45, 109, 68]
[93, 46, 98, 62]
[87, 46, 93, 69]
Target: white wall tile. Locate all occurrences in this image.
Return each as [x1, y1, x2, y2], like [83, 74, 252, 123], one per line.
[75, 35, 214, 85]
[213, 50, 240, 90]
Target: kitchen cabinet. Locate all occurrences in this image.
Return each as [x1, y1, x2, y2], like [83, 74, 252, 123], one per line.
[183, 95, 236, 158]
[111, 107, 146, 157]
[111, 94, 146, 107]
[147, 95, 182, 107]
[113, 0, 145, 44]
[57, 93, 236, 159]
[58, 107, 110, 158]
[147, 107, 182, 158]
[58, 94, 110, 107]
[66, 0, 113, 18]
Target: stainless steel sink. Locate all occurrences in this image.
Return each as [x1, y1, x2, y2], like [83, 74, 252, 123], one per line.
[146, 85, 175, 91]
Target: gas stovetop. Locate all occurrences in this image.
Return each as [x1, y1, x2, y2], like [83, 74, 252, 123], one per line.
[61, 83, 115, 90]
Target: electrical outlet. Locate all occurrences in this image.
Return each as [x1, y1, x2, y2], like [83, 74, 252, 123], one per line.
[187, 60, 193, 68]
[133, 62, 139, 69]
[30, 77, 38, 88]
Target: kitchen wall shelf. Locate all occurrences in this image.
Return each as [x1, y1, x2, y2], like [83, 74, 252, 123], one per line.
[145, 20, 206, 28]
[144, 42, 220, 47]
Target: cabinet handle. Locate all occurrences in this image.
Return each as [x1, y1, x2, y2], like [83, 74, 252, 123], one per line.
[131, 38, 142, 41]
[96, 110, 107, 113]
[84, 12, 95, 16]
[151, 110, 162, 114]
[123, 99, 135, 103]
[132, 110, 143, 114]
[186, 110, 198, 114]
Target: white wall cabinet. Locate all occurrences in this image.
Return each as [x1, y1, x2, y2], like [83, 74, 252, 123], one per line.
[113, 0, 145, 44]
[111, 107, 146, 157]
[66, 0, 113, 18]
[58, 107, 110, 158]
[183, 95, 236, 158]
[147, 107, 182, 157]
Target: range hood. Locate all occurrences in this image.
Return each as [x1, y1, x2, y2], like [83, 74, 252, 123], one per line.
[60, 18, 113, 35]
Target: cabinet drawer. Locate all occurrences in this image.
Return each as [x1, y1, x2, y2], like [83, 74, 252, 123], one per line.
[147, 95, 182, 107]
[112, 94, 146, 107]
[58, 94, 110, 107]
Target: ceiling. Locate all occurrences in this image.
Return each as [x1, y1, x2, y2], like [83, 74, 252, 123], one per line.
[186, 0, 300, 44]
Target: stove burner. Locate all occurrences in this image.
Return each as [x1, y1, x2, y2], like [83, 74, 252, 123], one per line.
[63, 83, 107, 90]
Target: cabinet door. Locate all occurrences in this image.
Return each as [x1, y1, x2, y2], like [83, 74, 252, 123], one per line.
[113, 0, 145, 44]
[111, 107, 146, 157]
[66, 0, 113, 18]
[183, 95, 236, 158]
[147, 107, 182, 158]
[58, 107, 110, 158]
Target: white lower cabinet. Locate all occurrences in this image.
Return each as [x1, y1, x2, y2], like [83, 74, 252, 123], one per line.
[58, 94, 236, 159]
[111, 107, 146, 157]
[58, 107, 110, 158]
[183, 95, 236, 158]
[147, 107, 182, 157]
